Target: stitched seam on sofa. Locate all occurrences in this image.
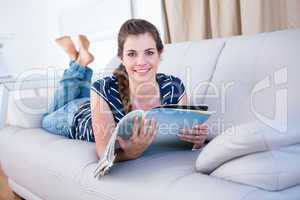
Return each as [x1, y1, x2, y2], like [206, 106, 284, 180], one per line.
[43, 157, 89, 185]
[123, 151, 185, 168]
[36, 138, 98, 183]
[77, 161, 120, 200]
[78, 160, 98, 200]
[260, 131, 280, 190]
[218, 170, 300, 191]
[82, 187, 118, 200]
[239, 179, 300, 199]
[257, 33, 283, 192]
[213, 171, 281, 182]
[253, 34, 267, 75]
[78, 160, 97, 180]
[176, 41, 193, 75]
[272, 150, 280, 191]
[207, 173, 263, 192]
[240, 188, 261, 200]
[37, 158, 95, 200]
[167, 171, 199, 188]
[273, 182, 300, 192]
[202, 41, 226, 104]
[181, 42, 193, 62]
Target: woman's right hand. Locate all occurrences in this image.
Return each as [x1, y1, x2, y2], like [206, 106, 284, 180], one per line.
[116, 114, 157, 160]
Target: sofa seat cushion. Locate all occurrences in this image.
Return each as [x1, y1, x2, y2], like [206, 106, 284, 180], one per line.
[0, 126, 98, 200]
[0, 126, 254, 200]
[1, 126, 300, 200]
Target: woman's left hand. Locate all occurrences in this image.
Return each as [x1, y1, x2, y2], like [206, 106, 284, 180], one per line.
[177, 123, 209, 150]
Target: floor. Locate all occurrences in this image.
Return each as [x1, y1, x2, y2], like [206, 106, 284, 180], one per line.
[0, 164, 22, 200]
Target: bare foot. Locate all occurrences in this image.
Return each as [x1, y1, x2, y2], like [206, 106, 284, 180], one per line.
[78, 34, 90, 49]
[76, 34, 94, 66]
[55, 36, 78, 60]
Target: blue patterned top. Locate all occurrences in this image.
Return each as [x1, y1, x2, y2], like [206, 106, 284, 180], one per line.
[90, 73, 186, 123]
[69, 73, 186, 142]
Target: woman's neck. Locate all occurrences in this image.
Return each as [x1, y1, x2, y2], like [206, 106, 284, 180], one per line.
[128, 78, 160, 109]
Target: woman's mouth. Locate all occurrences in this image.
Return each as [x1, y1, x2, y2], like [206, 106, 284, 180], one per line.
[134, 68, 151, 74]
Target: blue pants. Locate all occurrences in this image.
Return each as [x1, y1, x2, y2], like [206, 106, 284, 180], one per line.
[42, 61, 93, 138]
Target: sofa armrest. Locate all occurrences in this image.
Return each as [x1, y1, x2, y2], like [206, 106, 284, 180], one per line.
[0, 84, 9, 129]
[0, 73, 59, 129]
[1, 73, 58, 91]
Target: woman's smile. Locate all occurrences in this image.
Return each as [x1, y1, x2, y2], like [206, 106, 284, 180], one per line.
[133, 66, 152, 75]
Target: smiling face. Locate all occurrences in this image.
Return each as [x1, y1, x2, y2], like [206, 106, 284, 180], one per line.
[120, 33, 161, 83]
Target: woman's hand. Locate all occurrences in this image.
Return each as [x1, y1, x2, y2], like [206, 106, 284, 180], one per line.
[177, 123, 209, 150]
[116, 114, 157, 160]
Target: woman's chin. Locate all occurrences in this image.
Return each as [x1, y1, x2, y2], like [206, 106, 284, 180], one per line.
[132, 70, 156, 82]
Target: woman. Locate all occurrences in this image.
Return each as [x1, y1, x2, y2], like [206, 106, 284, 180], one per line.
[42, 19, 208, 161]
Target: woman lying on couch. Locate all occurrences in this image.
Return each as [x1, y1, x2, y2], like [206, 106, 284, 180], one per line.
[42, 19, 208, 161]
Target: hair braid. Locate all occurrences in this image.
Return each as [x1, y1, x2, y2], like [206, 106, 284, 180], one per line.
[113, 64, 132, 114]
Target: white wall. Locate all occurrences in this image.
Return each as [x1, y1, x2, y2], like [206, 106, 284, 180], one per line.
[0, 0, 164, 78]
[132, 0, 164, 37]
[0, 0, 47, 76]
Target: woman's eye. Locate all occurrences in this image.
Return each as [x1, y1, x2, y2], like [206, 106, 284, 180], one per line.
[146, 51, 154, 55]
[128, 52, 135, 57]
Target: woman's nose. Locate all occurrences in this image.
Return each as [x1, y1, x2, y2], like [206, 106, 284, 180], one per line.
[136, 55, 147, 66]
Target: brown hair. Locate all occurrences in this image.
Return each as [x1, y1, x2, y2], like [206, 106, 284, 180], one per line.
[113, 19, 164, 114]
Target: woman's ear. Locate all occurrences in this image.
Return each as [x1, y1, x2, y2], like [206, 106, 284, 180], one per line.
[118, 56, 125, 66]
[117, 56, 122, 62]
[159, 48, 163, 55]
[159, 51, 163, 61]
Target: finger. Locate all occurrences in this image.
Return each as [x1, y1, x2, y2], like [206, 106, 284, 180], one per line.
[178, 137, 196, 143]
[139, 118, 151, 139]
[193, 143, 203, 150]
[131, 115, 139, 139]
[194, 127, 209, 133]
[179, 136, 204, 144]
[192, 126, 209, 132]
[179, 128, 208, 136]
[117, 136, 127, 149]
[179, 128, 195, 135]
[144, 118, 153, 138]
[177, 134, 206, 144]
[135, 120, 151, 145]
[148, 120, 158, 144]
[139, 113, 146, 136]
[179, 128, 200, 134]
[146, 118, 157, 141]
[178, 133, 207, 140]
[193, 123, 208, 129]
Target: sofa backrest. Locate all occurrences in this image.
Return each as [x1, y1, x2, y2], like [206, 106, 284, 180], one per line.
[204, 28, 300, 137]
[157, 39, 225, 105]
[4, 29, 300, 132]
[4, 37, 225, 128]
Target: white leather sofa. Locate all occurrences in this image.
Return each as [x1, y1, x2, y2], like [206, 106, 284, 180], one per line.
[1, 29, 300, 200]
